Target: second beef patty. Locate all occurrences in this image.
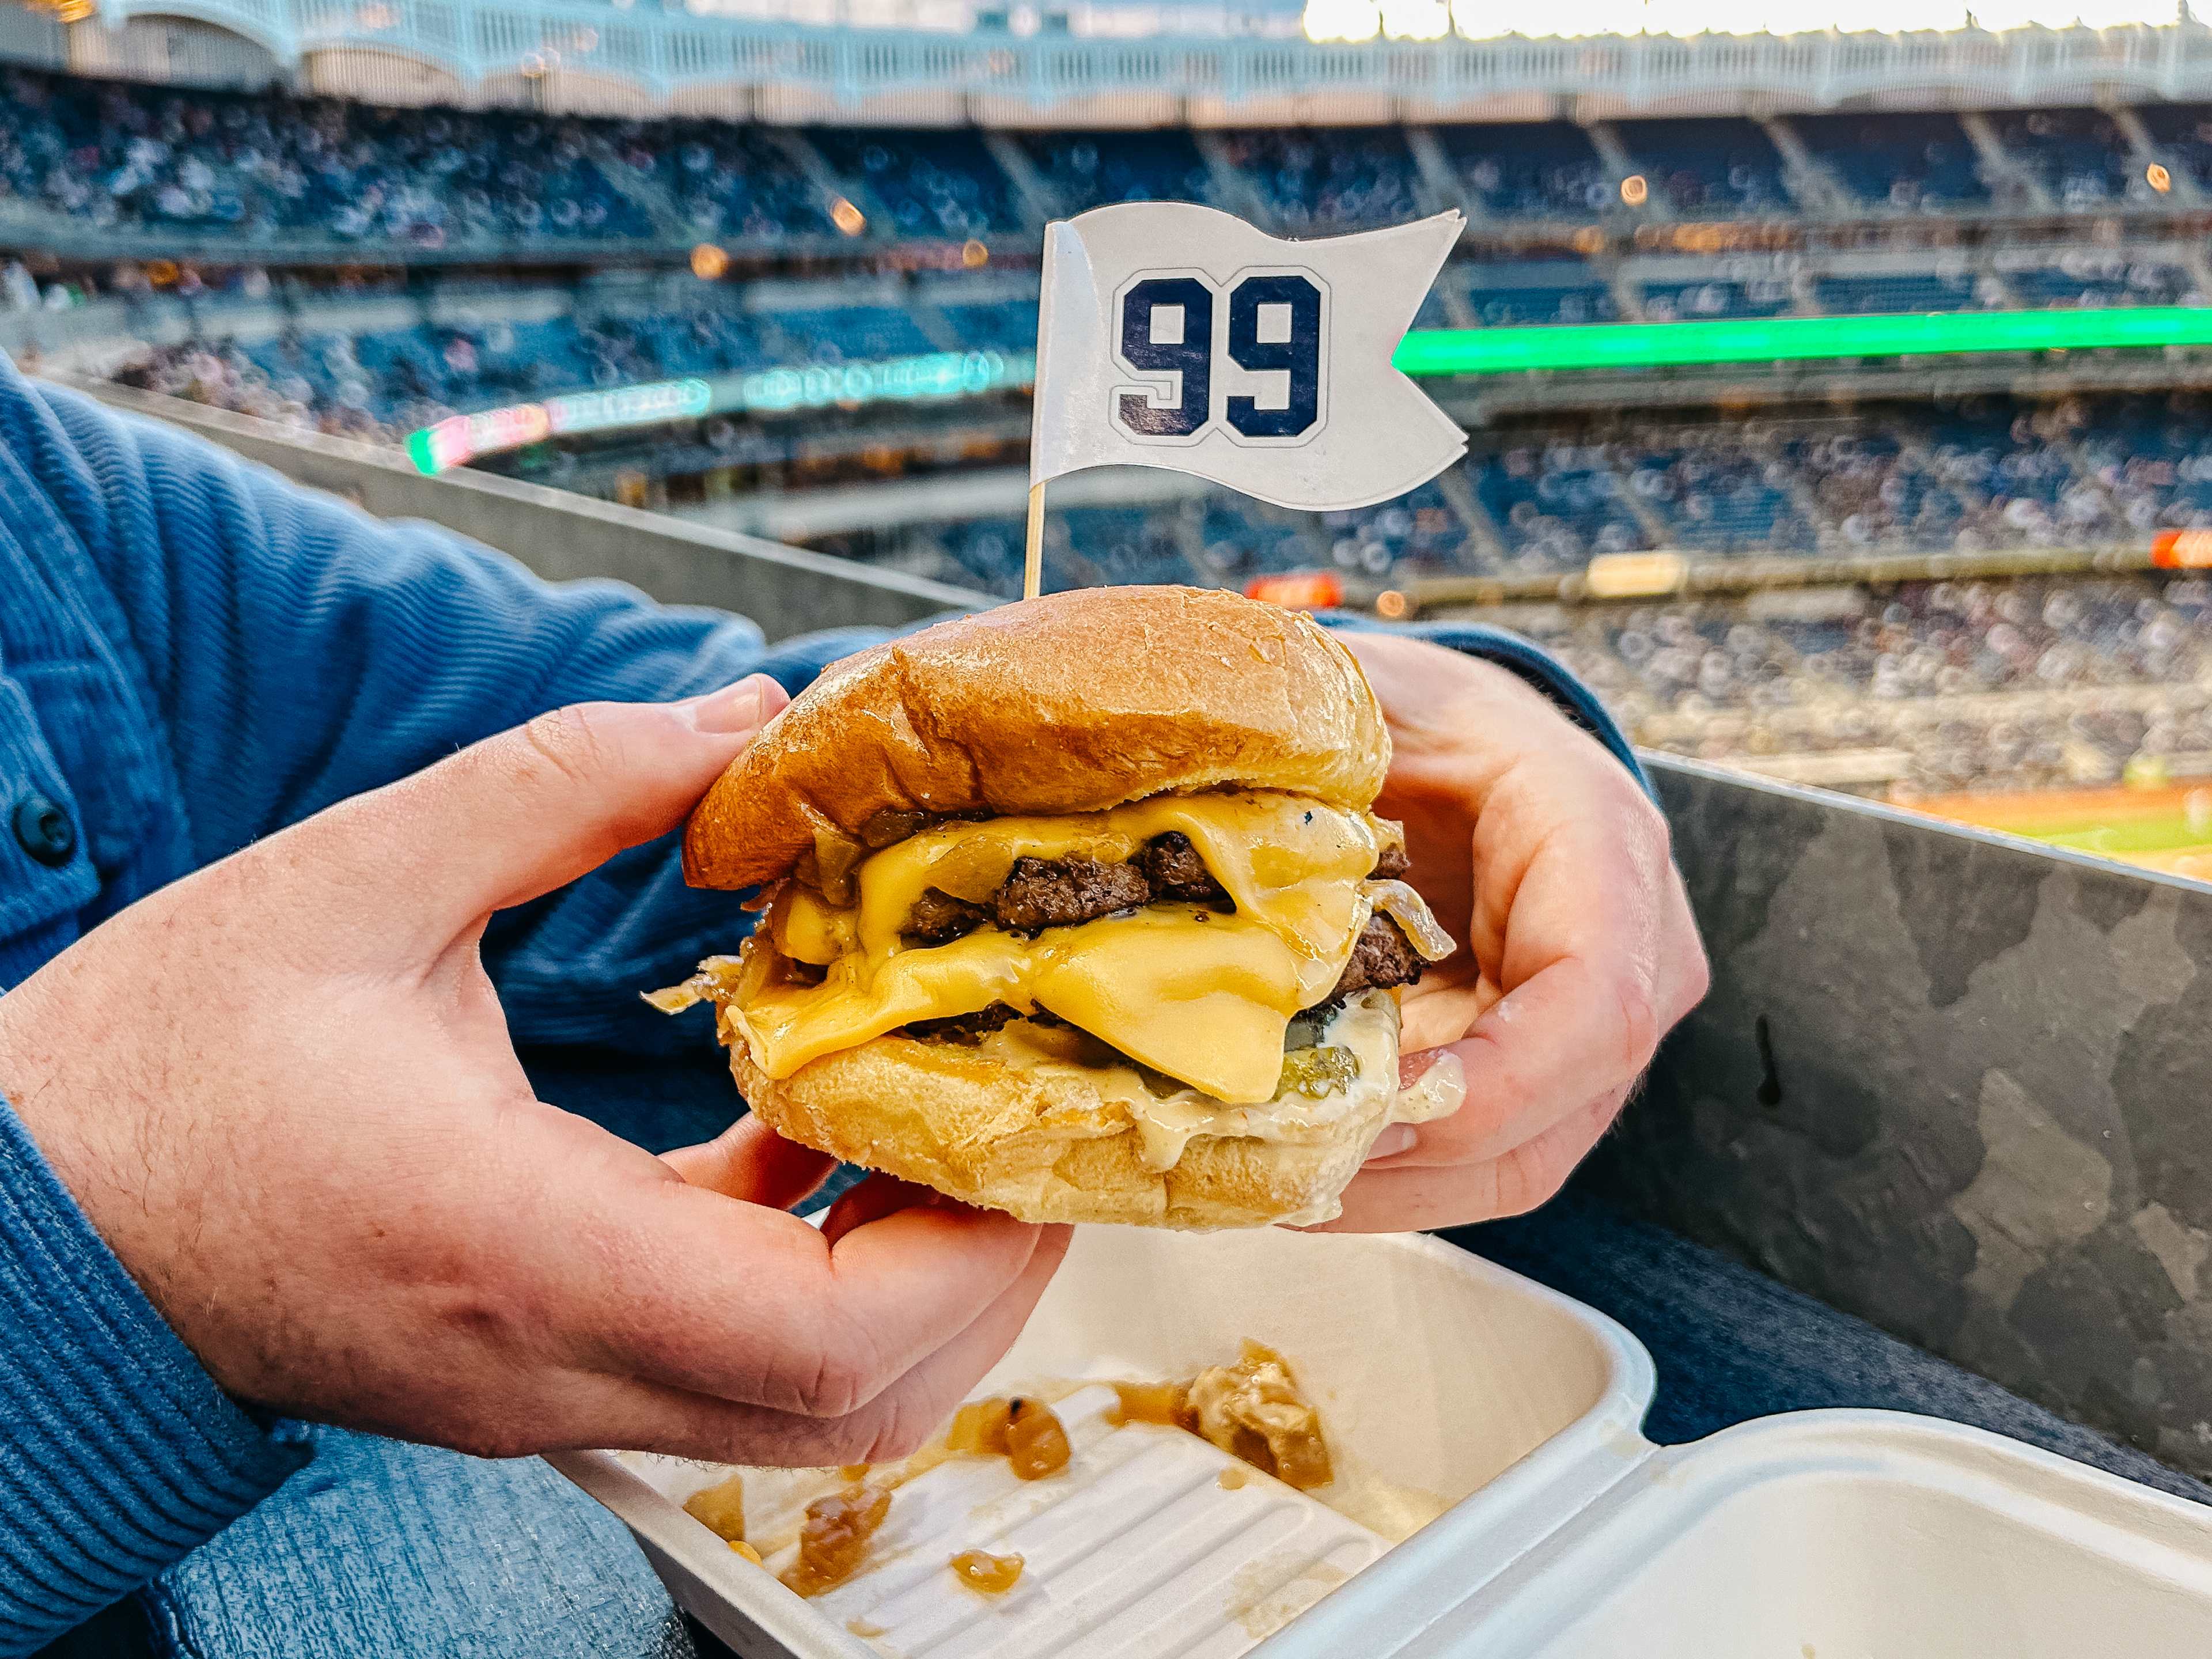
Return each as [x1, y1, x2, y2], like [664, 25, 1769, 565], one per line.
[899, 830, 1425, 1035]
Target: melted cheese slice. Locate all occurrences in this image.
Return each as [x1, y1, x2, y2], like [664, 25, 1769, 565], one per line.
[726, 791, 1381, 1104]
[964, 993, 1408, 1179]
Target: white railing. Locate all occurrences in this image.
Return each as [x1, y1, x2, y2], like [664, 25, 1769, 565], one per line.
[33, 1, 2212, 121]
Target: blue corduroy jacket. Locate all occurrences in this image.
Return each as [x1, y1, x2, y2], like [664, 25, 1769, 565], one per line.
[0, 351, 1637, 1654]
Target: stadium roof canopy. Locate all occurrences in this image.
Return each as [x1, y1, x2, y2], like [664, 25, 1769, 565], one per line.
[12, 0, 2212, 125]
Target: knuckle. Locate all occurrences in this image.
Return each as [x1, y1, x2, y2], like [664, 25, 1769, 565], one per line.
[518, 703, 612, 791]
[856, 1395, 935, 1464]
[1494, 1139, 1574, 1219]
[1620, 787, 1674, 862]
[794, 1314, 887, 1420]
[1682, 935, 1715, 1009]
[1614, 972, 1663, 1070]
[742, 1410, 889, 1470]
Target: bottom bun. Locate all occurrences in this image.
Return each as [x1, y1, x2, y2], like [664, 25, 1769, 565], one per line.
[726, 1005, 1401, 1229]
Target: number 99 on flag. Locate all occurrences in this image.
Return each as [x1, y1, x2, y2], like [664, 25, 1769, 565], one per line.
[1028, 203, 1466, 514]
[1115, 271, 1325, 444]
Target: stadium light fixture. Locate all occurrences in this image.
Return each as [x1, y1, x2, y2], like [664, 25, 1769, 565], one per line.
[1425, 0, 2182, 37]
[1391, 306, 2212, 376]
[1380, 0, 1450, 37]
[1302, 0, 1381, 38]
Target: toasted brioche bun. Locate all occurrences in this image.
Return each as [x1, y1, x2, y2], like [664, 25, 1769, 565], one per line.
[684, 585, 1388, 891]
[726, 1013, 1400, 1229]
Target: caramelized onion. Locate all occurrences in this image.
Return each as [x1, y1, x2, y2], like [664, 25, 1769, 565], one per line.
[1362, 879, 1456, 963]
[782, 1485, 890, 1598]
[949, 1550, 1025, 1594]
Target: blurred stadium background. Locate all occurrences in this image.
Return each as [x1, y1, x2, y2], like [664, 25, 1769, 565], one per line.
[14, 0, 2212, 871]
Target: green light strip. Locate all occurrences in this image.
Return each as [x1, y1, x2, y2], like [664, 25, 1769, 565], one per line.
[1391, 306, 2212, 376]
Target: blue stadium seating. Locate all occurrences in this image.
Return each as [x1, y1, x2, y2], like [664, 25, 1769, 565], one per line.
[933, 299, 1038, 352]
[809, 129, 1022, 238]
[1613, 119, 1794, 218]
[1471, 444, 1648, 569]
[1053, 505, 1207, 588]
[756, 305, 935, 363]
[1219, 128, 1426, 232]
[1198, 498, 1319, 579]
[1814, 270, 1985, 314]
[2003, 257, 2191, 308]
[658, 128, 834, 240]
[14, 58, 2212, 301]
[1437, 123, 1610, 219]
[1991, 107, 2138, 209]
[1639, 278, 1792, 320]
[1319, 481, 1471, 575]
[1459, 261, 1619, 326]
[1791, 112, 1989, 211]
[629, 308, 774, 374]
[1628, 443, 1816, 555]
[1017, 131, 1218, 211]
[2073, 396, 2212, 529]
[2138, 103, 2212, 193]
[1464, 286, 1618, 327]
[0, 66, 659, 246]
[932, 515, 1028, 594]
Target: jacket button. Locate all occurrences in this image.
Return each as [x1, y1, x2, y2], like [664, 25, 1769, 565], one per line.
[12, 794, 76, 868]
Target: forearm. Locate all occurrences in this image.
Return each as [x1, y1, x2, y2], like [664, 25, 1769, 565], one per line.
[0, 1094, 305, 1654]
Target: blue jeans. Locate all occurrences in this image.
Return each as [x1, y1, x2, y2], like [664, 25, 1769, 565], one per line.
[64, 1187, 2199, 1659]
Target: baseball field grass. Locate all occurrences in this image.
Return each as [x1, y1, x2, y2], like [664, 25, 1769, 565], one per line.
[1914, 783, 2212, 881]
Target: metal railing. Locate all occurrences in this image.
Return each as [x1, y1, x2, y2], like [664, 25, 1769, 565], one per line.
[29, 2, 2212, 123]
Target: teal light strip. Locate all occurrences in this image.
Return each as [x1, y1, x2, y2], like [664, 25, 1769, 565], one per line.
[408, 350, 1034, 474]
[1390, 306, 2212, 376]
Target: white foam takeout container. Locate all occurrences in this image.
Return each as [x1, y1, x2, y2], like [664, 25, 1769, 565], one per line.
[548, 1226, 2212, 1658]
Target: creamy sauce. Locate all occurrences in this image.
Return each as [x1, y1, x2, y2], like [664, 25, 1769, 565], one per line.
[1393, 1050, 1467, 1124]
[971, 993, 1404, 1175]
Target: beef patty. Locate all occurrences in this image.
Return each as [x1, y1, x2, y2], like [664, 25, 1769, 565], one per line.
[902, 830, 1408, 945]
[888, 825, 1422, 1043]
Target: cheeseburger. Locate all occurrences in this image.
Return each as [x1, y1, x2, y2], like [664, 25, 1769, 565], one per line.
[651, 585, 1461, 1228]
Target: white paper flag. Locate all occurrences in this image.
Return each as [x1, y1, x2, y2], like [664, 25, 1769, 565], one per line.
[1028, 202, 1467, 513]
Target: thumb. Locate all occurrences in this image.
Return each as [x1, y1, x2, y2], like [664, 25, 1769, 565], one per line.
[316, 674, 789, 942]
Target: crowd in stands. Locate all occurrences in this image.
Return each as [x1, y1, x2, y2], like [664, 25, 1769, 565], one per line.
[853, 502, 2212, 794]
[101, 291, 2212, 593]
[0, 68, 658, 247]
[13, 64, 2212, 253]
[95, 288, 994, 442]
[1518, 575, 2212, 796]
[24, 64, 2212, 805]
[842, 393, 2212, 596]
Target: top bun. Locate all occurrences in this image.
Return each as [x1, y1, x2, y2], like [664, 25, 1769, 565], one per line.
[685, 585, 1389, 890]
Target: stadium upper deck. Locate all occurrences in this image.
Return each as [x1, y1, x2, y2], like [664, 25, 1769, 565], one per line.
[9, 0, 2212, 130]
[9, 56, 2212, 263]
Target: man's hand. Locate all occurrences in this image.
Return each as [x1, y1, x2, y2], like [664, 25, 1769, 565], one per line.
[1323, 634, 1709, 1232]
[0, 676, 1067, 1466]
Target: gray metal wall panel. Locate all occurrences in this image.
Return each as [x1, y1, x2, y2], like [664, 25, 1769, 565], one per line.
[1604, 754, 2212, 1473]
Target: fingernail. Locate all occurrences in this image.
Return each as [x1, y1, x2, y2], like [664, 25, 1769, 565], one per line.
[688, 675, 779, 734]
[1367, 1124, 1417, 1161]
